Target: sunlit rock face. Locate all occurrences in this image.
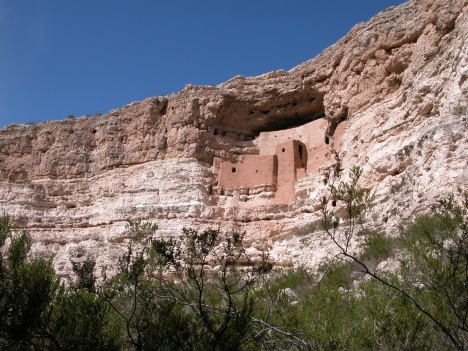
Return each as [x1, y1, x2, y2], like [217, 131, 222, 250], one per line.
[0, 0, 467, 274]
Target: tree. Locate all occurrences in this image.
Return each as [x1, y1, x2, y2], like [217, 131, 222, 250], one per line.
[399, 193, 468, 349]
[71, 259, 97, 291]
[96, 219, 199, 351]
[322, 166, 468, 350]
[151, 227, 274, 351]
[0, 212, 61, 350]
[95, 219, 312, 350]
[49, 288, 122, 351]
[0, 212, 122, 351]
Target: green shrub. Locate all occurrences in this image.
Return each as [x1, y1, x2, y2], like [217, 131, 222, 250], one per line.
[1, 189, 467, 350]
[358, 230, 400, 268]
[453, 104, 467, 115]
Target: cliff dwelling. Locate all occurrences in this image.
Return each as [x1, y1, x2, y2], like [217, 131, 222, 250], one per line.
[214, 117, 347, 204]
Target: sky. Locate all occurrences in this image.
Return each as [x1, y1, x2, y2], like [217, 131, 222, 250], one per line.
[0, 0, 406, 128]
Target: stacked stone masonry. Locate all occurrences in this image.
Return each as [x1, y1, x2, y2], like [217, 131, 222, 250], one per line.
[215, 118, 348, 204]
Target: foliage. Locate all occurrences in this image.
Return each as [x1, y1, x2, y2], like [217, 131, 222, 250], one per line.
[321, 163, 468, 350]
[358, 230, 399, 270]
[330, 149, 344, 179]
[0, 212, 119, 350]
[255, 261, 438, 351]
[1, 182, 468, 350]
[48, 288, 122, 350]
[71, 258, 96, 290]
[453, 104, 467, 115]
[322, 165, 374, 253]
[98, 240, 185, 351]
[96, 220, 285, 350]
[151, 228, 282, 350]
[0, 213, 60, 350]
[125, 218, 158, 242]
[398, 193, 468, 349]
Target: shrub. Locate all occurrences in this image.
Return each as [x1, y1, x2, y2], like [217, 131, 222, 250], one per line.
[453, 104, 467, 115]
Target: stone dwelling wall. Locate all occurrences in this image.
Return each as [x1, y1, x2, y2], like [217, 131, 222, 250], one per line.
[217, 154, 277, 188]
[256, 118, 327, 155]
[215, 118, 349, 203]
[257, 118, 329, 173]
[217, 139, 309, 204]
[256, 118, 348, 174]
[274, 140, 308, 203]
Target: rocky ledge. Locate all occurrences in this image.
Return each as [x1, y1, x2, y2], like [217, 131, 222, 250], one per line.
[0, 0, 467, 275]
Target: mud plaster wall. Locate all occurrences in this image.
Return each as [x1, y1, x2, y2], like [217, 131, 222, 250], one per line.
[256, 118, 328, 155]
[218, 155, 277, 188]
[274, 140, 307, 203]
[217, 118, 348, 203]
[256, 118, 347, 174]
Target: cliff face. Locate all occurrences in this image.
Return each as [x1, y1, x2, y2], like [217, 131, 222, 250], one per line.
[1, 0, 467, 274]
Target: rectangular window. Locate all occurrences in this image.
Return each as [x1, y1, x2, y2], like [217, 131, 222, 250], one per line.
[232, 167, 236, 173]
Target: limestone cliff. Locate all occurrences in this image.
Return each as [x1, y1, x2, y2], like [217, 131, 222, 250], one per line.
[0, 0, 467, 274]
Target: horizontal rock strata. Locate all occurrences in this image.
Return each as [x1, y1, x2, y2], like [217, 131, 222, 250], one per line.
[1, 0, 467, 273]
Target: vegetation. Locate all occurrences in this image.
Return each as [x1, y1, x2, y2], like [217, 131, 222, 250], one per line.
[320, 166, 468, 350]
[453, 104, 467, 115]
[0, 212, 120, 350]
[0, 168, 467, 349]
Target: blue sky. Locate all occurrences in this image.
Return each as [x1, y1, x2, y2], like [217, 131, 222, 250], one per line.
[0, 0, 406, 128]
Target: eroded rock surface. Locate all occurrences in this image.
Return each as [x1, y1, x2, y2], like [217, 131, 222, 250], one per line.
[1, 0, 467, 274]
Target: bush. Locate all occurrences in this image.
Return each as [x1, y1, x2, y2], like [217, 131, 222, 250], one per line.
[453, 104, 467, 115]
[358, 230, 399, 269]
[0, 213, 121, 350]
[1, 188, 467, 350]
[321, 163, 468, 350]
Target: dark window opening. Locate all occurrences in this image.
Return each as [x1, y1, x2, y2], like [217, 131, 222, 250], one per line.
[325, 136, 330, 145]
[332, 200, 336, 207]
[282, 148, 285, 152]
[161, 102, 168, 115]
[232, 167, 236, 173]
[298, 145, 303, 160]
[214, 129, 219, 135]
